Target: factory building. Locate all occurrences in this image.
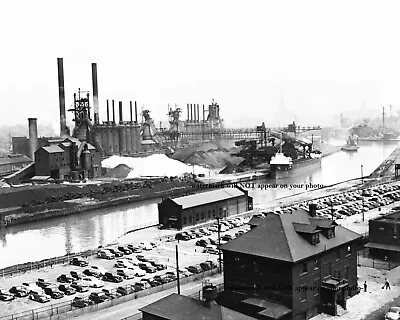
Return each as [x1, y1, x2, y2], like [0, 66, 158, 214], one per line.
[158, 187, 252, 229]
[219, 209, 362, 320]
[0, 155, 32, 176]
[34, 137, 101, 180]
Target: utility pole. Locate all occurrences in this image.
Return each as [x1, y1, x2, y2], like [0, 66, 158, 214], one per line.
[383, 106, 385, 133]
[176, 244, 180, 294]
[361, 164, 364, 184]
[217, 216, 222, 273]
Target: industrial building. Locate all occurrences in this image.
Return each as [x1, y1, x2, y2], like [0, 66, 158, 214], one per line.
[0, 155, 32, 176]
[218, 208, 361, 320]
[365, 210, 400, 260]
[34, 137, 101, 180]
[158, 187, 252, 229]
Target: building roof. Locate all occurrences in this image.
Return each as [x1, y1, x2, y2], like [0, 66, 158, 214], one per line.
[41, 145, 65, 154]
[0, 155, 32, 165]
[61, 137, 96, 150]
[373, 211, 400, 222]
[292, 222, 319, 234]
[309, 218, 337, 229]
[220, 210, 362, 262]
[248, 216, 265, 227]
[365, 242, 400, 252]
[242, 298, 292, 319]
[139, 293, 257, 320]
[169, 188, 246, 209]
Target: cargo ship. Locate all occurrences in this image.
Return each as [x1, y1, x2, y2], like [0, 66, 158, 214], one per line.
[269, 135, 322, 179]
[341, 136, 359, 151]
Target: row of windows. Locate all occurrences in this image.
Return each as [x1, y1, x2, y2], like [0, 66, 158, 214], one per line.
[182, 208, 226, 225]
[301, 245, 352, 274]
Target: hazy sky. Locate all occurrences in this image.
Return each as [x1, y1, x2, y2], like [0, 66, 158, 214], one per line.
[1, 0, 399, 135]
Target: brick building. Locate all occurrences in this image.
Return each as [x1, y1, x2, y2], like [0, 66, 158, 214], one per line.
[365, 211, 400, 260]
[158, 187, 252, 229]
[0, 155, 32, 176]
[218, 209, 361, 320]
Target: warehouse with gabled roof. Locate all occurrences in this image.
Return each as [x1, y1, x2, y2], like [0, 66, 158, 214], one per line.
[158, 187, 252, 229]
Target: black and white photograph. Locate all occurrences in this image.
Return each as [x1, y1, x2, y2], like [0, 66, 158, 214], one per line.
[2, 1, 400, 320]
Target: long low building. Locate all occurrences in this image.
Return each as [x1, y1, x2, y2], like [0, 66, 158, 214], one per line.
[158, 187, 253, 229]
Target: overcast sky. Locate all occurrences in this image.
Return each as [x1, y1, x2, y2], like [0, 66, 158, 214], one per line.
[1, 0, 399, 134]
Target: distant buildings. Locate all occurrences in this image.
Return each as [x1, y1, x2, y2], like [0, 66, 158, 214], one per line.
[158, 187, 252, 229]
[219, 209, 361, 320]
[0, 154, 32, 176]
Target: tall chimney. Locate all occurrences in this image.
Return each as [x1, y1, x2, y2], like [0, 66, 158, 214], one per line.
[203, 104, 205, 122]
[135, 101, 138, 123]
[187, 104, 189, 121]
[130, 101, 133, 122]
[112, 100, 115, 124]
[91, 63, 99, 125]
[106, 100, 110, 122]
[28, 118, 38, 161]
[57, 58, 67, 136]
[190, 104, 193, 121]
[197, 104, 200, 122]
[119, 101, 123, 123]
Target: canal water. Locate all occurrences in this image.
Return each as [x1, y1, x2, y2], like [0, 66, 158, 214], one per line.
[0, 140, 398, 268]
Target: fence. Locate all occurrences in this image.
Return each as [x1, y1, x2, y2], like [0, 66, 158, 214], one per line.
[0, 268, 220, 320]
[357, 247, 400, 271]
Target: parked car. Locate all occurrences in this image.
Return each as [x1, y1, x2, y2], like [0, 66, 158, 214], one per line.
[70, 281, 89, 293]
[97, 250, 115, 260]
[203, 245, 219, 255]
[57, 274, 75, 283]
[29, 292, 50, 303]
[136, 255, 149, 262]
[221, 234, 234, 241]
[116, 269, 135, 279]
[89, 291, 111, 304]
[43, 286, 64, 299]
[153, 275, 171, 284]
[36, 278, 54, 289]
[90, 265, 109, 276]
[385, 306, 400, 320]
[117, 246, 132, 255]
[72, 296, 92, 308]
[0, 289, 14, 301]
[133, 282, 150, 291]
[70, 270, 84, 280]
[127, 244, 142, 253]
[70, 257, 89, 267]
[9, 286, 28, 297]
[205, 260, 217, 269]
[81, 277, 104, 288]
[105, 247, 123, 257]
[200, 262, 212, 271]
[102, 272, 123, 283]
[22, 283, 44, 295]
[114, 259, 134, 269]
[138, 242, 153, 251]
[196, 239, 209, 247]
[198, 228, 211, 236]
[58, 284, 76, 295]
[165, 272, 177, 281]
[129, 267, 146, 277]
[138, 262, 157, 273]
[175, 233, 191, 241]
[117, 285, 135, 296]
[186, 265, 203, 274]
[83, 268, 101, 278]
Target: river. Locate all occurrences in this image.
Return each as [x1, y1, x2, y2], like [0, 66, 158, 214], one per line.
[0, 140, 397, 268]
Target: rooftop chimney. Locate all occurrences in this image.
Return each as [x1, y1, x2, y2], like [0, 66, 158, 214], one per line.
[91, 63, 99, 125]
[119, 101, 123, 123]
[202, 284, 218, 308]
[106, 100, 110, 123]
[28, 118, 38, 161]
[57, 58, 67, 136]
[309, 203, 317, 217]
[112, 100, 115, 124]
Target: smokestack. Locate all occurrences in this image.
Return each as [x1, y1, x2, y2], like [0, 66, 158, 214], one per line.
[130, 101, 133, 122]
[28, 118, 38, 161]
[190, 104, 193, 121]
[203, 104, 205, 122]
[106, 100, 110, 122]
[135, 101, 138, 123]
[187, 104, 189, 121]
[309, 203, 317, 217]
[112, 100, 115, 124]
[119, 101, 123, 123]
[91, 63, 99, 125]
[197, 104, 200, 122]
[57, 58, 67, 136]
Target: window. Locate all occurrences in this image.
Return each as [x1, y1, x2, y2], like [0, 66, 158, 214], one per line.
[344, 266, 349, 279]
[302, 262, 308, 274]
[188, 216, 192, 224]
[312, 233, 320, 245]
[201, 212, 205, 219]
[335, 249, 340, 260]
[183, 217, 187, 225]
[346, 245, 352, 255]
[313, 278, 319, 296]
[379, 227, 385, 231]
[208, 210, 211, 218]
[212, 209, 215, 217]
[314, 259, 320, 269]
[300, 285, 307, 301]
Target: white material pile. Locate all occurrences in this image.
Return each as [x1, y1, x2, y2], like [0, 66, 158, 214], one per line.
[102, 154, 210, 178]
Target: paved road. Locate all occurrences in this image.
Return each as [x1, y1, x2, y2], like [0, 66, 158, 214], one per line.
[73, 273, 224, 320]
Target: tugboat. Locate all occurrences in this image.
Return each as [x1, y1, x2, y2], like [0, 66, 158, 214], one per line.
[341, 136, 359, 152]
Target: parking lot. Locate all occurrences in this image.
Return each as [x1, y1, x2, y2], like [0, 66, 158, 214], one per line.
[0, 215, 250, 317]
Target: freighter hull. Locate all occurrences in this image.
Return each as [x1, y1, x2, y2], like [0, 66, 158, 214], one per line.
[270, 157, 321, 179]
